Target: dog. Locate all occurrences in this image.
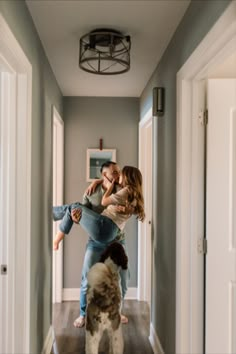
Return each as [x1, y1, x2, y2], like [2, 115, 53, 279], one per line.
[85, 242, 128, 354]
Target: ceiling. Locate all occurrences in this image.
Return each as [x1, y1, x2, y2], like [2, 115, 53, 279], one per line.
[26, 0, 190, 97]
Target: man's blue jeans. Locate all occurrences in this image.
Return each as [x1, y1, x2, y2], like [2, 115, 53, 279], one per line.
[79, 239, 129, 317]
[53, 202, 119, 245]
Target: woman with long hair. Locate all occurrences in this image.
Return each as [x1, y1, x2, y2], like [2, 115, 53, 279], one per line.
[53, 165, 145, 250]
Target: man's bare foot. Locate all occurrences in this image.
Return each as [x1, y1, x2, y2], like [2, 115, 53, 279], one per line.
[121, 314, 128, 324]
[73, 316, 85, 328]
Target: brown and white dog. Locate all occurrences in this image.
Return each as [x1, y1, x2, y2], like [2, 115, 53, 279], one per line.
[85, 242, 128, 354]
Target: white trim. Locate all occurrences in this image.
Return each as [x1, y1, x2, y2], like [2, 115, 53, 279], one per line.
[139, 107, 153, 128]
[176, 2, 236, 353]
[41, 326, 54, 354]
[149, 323, 165, 354]
[52, 107, 64, 304]
[0, 14, 32, 354]
[62, 288, 80, 302]
[62, 287, 138, 301]
[53, 105, 63, 125]
[138, 107, 153, 302]
[177, 2, 236, 81]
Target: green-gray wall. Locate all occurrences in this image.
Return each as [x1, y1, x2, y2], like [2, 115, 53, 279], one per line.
[63, 97, 139, 287]
[0, 1, 63, 353]
[139, 1, 231, 353]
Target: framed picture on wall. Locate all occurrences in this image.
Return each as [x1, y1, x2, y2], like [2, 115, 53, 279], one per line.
[86, 148, 116, 182]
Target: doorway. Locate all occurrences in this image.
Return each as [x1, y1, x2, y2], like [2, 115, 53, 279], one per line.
[176, 2, 236, 353]
[52, 107, 64, 304]
[138, 107, 153, 305]
[0, 14, 32, 354]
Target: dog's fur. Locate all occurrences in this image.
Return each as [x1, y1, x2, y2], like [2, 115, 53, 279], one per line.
[85, 242, 128, 354]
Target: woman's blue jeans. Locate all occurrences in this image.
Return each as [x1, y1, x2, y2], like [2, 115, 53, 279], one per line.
[53, 202, 119, 245]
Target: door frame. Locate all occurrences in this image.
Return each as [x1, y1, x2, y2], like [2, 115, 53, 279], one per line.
[0, 14, 32, 353]
[138, 107, 153, 302]
[52, 106, 64, 303]
[176, 2, 236, 353]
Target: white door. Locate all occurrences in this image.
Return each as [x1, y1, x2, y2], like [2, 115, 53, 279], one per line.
[52, 108, 64, 303]
[138, 114, 152, 304]
[206, 79, 236, 354]
[0, 15, 32, 352]
[144, 119, 153, 305]
[0, 70, 15, 354]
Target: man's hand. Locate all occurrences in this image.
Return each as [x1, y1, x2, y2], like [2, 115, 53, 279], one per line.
[85, 179, 103, 196]
[114, 202, 135, 215]
[114, 205, 126, 213]
[71, 208, 82, 223]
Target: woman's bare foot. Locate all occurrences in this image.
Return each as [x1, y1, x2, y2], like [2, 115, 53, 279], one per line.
[53, 239, 59, 251]
[121, 314, 128, 324]
[73, 316, 85, 328]
[53, 231, 65, 251]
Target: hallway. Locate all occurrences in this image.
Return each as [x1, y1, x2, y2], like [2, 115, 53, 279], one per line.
[0, 1, 234, 353]
[52, 300, 153, 354]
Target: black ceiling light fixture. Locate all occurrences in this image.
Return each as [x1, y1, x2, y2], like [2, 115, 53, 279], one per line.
[79, 28, 131, 75]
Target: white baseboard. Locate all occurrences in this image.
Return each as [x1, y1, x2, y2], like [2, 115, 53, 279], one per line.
[125, 287, 137, 299]
[62, 287, 137, 301]
[62, 288, 80, 301]
[149, 322, 165, 354]
[41, 325, 54, 354]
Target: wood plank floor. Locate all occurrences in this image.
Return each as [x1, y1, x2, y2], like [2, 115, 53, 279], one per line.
[52, 300, 154, 354]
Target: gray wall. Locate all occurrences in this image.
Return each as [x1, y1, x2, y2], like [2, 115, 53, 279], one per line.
[139, 1, 231, 353]
[0, 1, 63, 353]
[63, 97, 139, 288]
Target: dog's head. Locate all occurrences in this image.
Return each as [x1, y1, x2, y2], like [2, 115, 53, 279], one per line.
[100, 242, 128, 270]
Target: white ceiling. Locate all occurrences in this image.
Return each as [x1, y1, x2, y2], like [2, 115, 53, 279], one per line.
[26, 0, 190, 97]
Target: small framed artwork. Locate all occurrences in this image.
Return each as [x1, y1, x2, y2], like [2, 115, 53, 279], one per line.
[86, 149, 116, 182]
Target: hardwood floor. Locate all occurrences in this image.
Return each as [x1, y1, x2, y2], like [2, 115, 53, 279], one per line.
[52, 300, 154, 354]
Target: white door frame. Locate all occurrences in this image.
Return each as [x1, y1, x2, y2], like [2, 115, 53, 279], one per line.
[176, 2, 236, 353]
[0, 14, 32, 353]
[52, 106, 64, 303]
[138, 107, 153, 302]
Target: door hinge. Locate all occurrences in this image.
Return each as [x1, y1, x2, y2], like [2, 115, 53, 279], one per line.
[198, 109, 208, 126]
[198, 238, 207, 254]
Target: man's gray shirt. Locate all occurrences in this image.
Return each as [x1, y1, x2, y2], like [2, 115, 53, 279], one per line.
[82, 184, 125, 241]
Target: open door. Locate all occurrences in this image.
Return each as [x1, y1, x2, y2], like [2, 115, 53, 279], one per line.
[206, 79, 236, 353]
[52, 107, 64, 304]
[0, 14, 32, 353]
[138, 113, 153, 304]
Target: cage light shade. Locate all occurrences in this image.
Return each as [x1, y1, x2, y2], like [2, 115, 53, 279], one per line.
[79, 29, 131, 75]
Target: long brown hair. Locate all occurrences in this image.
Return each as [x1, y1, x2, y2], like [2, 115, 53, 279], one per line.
[121, 166, 145, 222]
